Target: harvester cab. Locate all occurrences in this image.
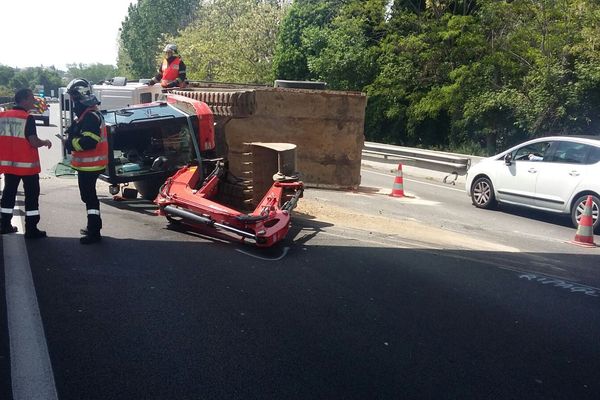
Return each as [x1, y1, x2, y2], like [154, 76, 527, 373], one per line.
[100, 94, 216, 200]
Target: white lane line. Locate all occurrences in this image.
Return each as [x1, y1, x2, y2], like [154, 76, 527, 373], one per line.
[362, 169, 466, 193]
[236, 246, 290, 260]
[4, 214, 59, 400]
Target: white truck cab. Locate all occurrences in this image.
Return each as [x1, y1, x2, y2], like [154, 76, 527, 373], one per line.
[92, 79, 163, 111]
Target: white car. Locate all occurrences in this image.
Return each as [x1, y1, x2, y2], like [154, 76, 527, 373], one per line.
[465, 135, 600, 232]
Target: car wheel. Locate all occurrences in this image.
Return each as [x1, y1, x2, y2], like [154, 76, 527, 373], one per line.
[471, 176, 497, 209]
[570, 194, 600, 233]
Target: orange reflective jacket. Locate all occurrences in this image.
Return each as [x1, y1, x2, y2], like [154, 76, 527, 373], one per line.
[160, 57, 181, 87]
[0, 109, 41, 175]
[70, 108, 108, 172]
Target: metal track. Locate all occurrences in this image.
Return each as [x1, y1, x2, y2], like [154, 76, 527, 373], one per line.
[170, 88, 256, 118]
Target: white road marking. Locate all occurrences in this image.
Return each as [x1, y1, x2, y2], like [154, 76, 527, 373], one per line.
[518, 273, 600, 297]
[362, 169, 466, 193]
[3, 213, 58, 400]
[236, 246, 290, 260]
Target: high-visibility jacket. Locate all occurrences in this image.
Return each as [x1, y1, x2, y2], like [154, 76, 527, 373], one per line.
[70, 108, 108, 172]
[0, 109, 41, 175]
[160, 57, 182, 87]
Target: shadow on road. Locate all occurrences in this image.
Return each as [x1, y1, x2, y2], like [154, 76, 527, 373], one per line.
[16, 229, 600, 400]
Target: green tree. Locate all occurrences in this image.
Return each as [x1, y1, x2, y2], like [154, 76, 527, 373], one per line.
[459, 0, 600, 152]
[0, 65, 15, 86]
[273, 0, 343, 80]
[0, 65, 16, 97]
[304, 0, 385, 90]
[34, 67, 64, 97]
[65, 63, 118, 84]
[0, 67, 63, 98]
[175, 0, 288, 84]
[118, 0, 199, 79]
[364, 0, 600, 153]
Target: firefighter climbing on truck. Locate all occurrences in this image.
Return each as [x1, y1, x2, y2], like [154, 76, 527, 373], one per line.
[146, 43, 187, 89]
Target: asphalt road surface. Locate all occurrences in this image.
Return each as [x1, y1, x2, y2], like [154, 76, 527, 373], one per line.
[1, 113, 599, 399]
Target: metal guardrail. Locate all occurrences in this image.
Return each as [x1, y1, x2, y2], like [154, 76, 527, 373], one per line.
[363, 141, 472, 176]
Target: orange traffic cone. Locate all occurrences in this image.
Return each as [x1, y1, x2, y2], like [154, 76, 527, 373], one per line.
[390, 164, 405, 198]
[570, 195, 596, 248]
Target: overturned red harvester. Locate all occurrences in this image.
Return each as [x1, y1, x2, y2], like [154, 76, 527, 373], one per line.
[155, 152, 304, 247]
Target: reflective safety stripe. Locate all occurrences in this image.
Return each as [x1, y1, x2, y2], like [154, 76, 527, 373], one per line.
[0, 160, 41, 168]
[0, 115, 27, 138]
[1, 208, 14, 214]
[87, 209, 101, 215]
[71, 154, 108, 163]
[82, 131, 102, 142]
[25, 210, 40, 216]
[72, 138, 83, 152]
[74, 165, 105, 172]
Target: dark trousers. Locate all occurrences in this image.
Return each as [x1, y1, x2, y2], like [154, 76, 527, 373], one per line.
[77, 171, 102, 235]
[1, 173, 41, 230]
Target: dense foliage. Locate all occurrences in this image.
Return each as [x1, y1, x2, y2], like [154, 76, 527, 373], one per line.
[0, 63, 119, 101]
[273, 0, 600, 154]
[65, 64, 119, 84]
[7, 0, 600, 156]
[117, 0, 199, 78]
[116, 0, 600, 154]
[172, 0, 286, 83]
[0, 66, 63, 99]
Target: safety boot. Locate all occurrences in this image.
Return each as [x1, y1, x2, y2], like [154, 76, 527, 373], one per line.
[80, 214, 102, 245]
[1, 213, 17, 234]
[80, 234, 102, 245]
[25, 215, 47, 239]
[0, 225, 17, 234]
[25, 229, 47, 239]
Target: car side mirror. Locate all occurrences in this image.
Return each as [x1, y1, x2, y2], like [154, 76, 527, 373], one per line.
[504, 153, 513, 165]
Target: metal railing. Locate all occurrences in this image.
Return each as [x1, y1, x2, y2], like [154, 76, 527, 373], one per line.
[363, 141, 472, 176]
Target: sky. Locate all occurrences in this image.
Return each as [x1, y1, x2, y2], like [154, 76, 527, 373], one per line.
[1, 1, 133, 70]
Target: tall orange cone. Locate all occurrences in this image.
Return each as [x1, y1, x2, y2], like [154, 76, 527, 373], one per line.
[390, 164, 405, 198]
[570, 195, 596, 248]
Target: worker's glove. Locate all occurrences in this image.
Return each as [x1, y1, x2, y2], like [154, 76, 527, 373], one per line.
[146, 80, 156, 86]
[64, 136, 74, 152]
[166, 81, 178, 88]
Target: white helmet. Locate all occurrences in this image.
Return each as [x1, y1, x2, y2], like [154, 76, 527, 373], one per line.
[163, 43, 177, 53]
[66, 78, 99, 107]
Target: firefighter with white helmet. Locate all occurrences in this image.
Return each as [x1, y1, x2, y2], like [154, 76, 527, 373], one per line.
[65, 78, 108, 244]
[147, 43, 187, 88]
